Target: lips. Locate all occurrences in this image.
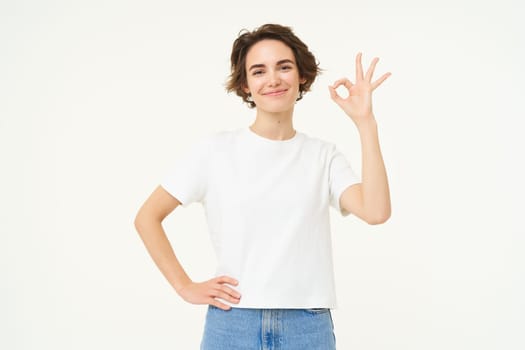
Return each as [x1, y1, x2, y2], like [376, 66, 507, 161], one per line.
[263, 89, 288, 96]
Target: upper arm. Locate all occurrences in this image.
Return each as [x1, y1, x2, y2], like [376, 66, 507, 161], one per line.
[135, 185, 182, 224]
[339, 183, 367, 222]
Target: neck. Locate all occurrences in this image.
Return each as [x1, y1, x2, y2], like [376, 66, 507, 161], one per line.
[250, 108, 295, 141]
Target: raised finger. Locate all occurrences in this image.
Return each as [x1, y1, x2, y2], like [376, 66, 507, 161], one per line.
[356, 52, 364, 81]
[371, 72, 392, 90]
[365, 57, 379, 82]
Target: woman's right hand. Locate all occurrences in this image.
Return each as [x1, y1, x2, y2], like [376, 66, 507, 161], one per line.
[176, 275, 241, 310]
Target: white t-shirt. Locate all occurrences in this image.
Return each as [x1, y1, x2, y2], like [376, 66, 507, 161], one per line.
[161, 126, 360, 309]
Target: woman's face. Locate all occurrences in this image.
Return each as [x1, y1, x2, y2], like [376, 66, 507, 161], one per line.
[244, 39, 305, 114]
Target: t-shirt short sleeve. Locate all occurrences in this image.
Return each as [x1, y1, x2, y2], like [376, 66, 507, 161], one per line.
[328, 146, 361, 217]
[160, 136, 211, 207]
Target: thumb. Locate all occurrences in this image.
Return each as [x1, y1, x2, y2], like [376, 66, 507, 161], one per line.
[328, 85, 344, 106]
[328, 85, 344, 107]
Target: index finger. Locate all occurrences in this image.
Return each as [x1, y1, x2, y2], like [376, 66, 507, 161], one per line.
[215, 275, 239, 286]
[332, 78, 353, 90]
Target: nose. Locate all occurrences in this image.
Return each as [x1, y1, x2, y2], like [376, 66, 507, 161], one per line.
[268, 69, 281, 86]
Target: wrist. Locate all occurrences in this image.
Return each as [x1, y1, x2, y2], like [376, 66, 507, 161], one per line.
[356, 117, 378, 132]
[174, 277, 193, 294]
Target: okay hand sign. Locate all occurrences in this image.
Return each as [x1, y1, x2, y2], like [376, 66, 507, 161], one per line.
[329, 53, 391, 127]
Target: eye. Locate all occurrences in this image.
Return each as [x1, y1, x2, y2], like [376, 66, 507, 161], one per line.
[280, 65, 292, 71]
[252, 70, 264, 76]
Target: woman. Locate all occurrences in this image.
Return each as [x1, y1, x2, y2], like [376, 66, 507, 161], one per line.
[134, 23, 391, 350]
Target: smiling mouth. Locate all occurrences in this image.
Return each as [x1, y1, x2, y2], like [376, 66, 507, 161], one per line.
[263, 89, 287, 96]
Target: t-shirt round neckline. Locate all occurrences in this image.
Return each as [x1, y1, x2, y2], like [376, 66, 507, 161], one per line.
[245, 126, 301, 144]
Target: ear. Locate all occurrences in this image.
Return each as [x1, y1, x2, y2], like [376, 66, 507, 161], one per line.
[300, 77, 307, 84]
[243, 86, 250, 94]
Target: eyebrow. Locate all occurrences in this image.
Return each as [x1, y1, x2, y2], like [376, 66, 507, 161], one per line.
[248, 59, 296, 71]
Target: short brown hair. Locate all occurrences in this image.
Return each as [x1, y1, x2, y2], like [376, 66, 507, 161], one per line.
[226, 23, 321, 108]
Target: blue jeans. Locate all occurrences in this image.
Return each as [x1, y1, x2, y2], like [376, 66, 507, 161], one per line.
[200, 305, 336, 350]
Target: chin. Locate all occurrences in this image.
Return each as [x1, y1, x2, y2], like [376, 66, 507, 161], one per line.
[256, 100, 296, 114]
[260, 106, 294, 114]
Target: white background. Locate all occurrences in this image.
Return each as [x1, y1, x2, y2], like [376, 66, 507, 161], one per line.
[1, 0, 524, 349]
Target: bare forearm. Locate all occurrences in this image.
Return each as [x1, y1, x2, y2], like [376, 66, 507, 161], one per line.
[134, 218, 192, 292]
[357, 118, 391, 222]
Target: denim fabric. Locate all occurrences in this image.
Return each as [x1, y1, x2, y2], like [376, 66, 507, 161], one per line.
[200, 305, 336, 350]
